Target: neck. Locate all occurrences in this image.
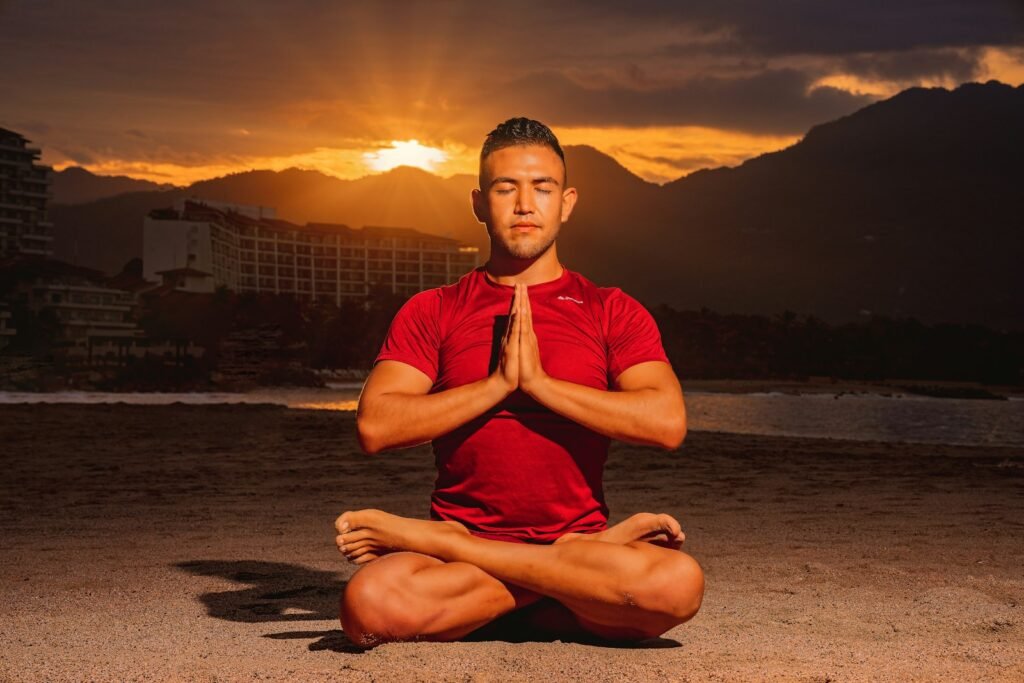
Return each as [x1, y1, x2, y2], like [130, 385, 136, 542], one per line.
[484, 244, 564, 286]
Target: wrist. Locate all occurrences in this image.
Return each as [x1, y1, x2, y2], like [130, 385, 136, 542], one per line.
[521, 372, 552, 400]
[486, 373, 516, 400]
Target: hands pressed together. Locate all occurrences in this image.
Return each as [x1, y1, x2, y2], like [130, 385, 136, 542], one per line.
[493, 282, 549, 398]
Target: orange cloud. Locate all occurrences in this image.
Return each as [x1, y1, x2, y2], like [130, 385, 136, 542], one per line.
[50, 126, 799, 187]
[556, 126, 801, 183]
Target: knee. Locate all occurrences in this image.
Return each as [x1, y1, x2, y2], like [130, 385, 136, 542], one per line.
[339, 557, 427, 648]
[627, 546, 705, 625]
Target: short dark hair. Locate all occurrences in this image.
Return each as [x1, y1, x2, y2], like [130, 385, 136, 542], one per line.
[480, 117, 565, 172]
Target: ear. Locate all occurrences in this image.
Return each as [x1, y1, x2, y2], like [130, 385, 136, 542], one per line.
[471, 187, 487, 224]
[560, 186, 578, 223]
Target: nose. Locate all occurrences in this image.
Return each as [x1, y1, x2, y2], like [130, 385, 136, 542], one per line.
[514, 190, 535, 215]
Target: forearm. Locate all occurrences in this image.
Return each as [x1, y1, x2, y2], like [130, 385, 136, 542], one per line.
[524, 377, 686, 449]
[357, 375, 510, 453]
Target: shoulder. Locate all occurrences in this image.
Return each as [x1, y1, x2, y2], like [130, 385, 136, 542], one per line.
[566, 269, 646, 314]
[394, 288, 442, 319]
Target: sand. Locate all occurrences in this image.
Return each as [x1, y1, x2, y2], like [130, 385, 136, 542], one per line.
[1, 403, 1022, 682]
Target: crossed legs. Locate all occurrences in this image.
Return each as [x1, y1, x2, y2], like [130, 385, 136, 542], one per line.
[335, 510, 705, 648]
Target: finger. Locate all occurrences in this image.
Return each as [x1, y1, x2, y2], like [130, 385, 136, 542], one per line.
[524, 284, 532, 329]
[505, 284, 519, 345]
[514, 285, 522, 342]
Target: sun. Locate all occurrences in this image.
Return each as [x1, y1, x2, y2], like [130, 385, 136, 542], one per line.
[362, 139, 449, 173]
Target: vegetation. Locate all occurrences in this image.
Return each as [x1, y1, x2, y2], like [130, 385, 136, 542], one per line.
[4, 288, 1021, 389]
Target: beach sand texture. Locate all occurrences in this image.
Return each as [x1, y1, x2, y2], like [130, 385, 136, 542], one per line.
[1, 403, 1022, 682]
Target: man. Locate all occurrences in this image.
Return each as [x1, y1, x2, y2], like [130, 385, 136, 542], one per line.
[335, 117, 703, 647]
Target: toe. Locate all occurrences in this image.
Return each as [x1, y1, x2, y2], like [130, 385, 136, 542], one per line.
[341, 529, 371, 544]
[659, 513, 682, 537]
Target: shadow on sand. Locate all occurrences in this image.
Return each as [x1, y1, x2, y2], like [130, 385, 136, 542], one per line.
[176, 559, 680, 652]
[175, 559, 363, 653]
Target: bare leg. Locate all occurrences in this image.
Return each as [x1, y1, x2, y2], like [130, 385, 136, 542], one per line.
[338, 513, 694, 647]
[336, 510, 704, 642]
[340, 551, 541, 647]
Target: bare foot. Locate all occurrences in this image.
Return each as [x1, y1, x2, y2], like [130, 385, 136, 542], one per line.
[554, 512, 685, 550]
[334, 509, 469, 565]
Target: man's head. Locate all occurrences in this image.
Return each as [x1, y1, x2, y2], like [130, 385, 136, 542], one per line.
[472, 117, 577, 261]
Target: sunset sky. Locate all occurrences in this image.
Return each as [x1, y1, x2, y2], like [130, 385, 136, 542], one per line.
[2, 0, 1022, 185]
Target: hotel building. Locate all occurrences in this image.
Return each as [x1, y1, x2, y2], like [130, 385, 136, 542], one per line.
[0, 303, 15, 351]
[143, 199, 480, 303]
[25, 278, 142, 346]
[0, 127, 53, 258]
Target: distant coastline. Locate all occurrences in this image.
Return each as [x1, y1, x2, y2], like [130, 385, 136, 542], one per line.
[682, 378, 1021, 401]
[0, 366, 1018, 401]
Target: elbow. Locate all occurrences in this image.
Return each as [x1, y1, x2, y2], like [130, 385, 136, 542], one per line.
[355, 413, 384, 455]
[660, 414, 687, 451]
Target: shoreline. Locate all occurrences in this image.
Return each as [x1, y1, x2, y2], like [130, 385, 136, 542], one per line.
[0, 376, 1020, 400]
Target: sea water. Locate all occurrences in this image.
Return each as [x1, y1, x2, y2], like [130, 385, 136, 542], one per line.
[1, 385, 1021, 448]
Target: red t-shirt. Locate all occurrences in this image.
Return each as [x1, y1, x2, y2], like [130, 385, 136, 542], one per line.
[373, 265, 671, 543]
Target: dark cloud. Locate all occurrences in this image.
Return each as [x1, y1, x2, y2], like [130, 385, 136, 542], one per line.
[647, 0, 1024, 56]
[840, 47, 984, 82]
[0, 0, 1019, 171]
[471, 69, 877, 135]
[10, 121, 52, 136]
[54, 147, 95, 165]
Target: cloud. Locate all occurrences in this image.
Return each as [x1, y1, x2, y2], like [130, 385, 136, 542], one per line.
[469, 69, 878, 135]
[671, 0, 1024, 56]
[2, 0, 1019, 183]
[53, 147, 95, 165]
[624, 151, 722, 172]
[840, 47, 984, 83]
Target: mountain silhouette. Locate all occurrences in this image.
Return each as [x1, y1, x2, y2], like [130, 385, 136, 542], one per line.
[643, 80, 1023, 329]
[49, 80, 1024, 329]
[52, 166, 178, 204]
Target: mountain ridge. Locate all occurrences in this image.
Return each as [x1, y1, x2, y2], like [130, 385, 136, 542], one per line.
[49, 80, 1024, 330]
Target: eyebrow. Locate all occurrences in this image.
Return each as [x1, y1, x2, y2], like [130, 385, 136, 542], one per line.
[489, 176, 562, 188]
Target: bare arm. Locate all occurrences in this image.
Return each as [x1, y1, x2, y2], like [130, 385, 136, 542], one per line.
[356, 287, 523, 454]
[517, 283, 686, 450]
[523, 362, 686, 450]
[356, 363, 511, 454]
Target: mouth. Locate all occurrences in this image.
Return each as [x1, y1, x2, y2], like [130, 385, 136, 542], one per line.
[512, 223, 539, 231]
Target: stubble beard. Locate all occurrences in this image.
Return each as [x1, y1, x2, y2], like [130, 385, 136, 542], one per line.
[490, 224, 559, 261]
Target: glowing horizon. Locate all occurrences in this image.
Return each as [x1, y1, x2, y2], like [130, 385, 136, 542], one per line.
[38, 47, 1024, 189]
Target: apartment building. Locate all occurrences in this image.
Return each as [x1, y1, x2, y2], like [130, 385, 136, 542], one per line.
[0, 303, 15, 351]
[23, 275, 143, 346]
[143, 199, 480, 303]
[0, 127, 53, 258]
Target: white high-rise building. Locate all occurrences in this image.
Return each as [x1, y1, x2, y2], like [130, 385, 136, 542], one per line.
[143, 199, 480, 302]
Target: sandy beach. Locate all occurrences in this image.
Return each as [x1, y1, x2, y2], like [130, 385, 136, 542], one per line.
[1, 403, 1022, 682]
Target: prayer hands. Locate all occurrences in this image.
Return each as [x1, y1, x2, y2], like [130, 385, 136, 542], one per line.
[493, 282, 549, 397]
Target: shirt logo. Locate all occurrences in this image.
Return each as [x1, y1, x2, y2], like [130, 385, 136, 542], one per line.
[556, 295, 584, 304]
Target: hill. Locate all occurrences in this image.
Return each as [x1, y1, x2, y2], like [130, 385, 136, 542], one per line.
[51, 166, 178, 204]
[49, 81, 1024, 329]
